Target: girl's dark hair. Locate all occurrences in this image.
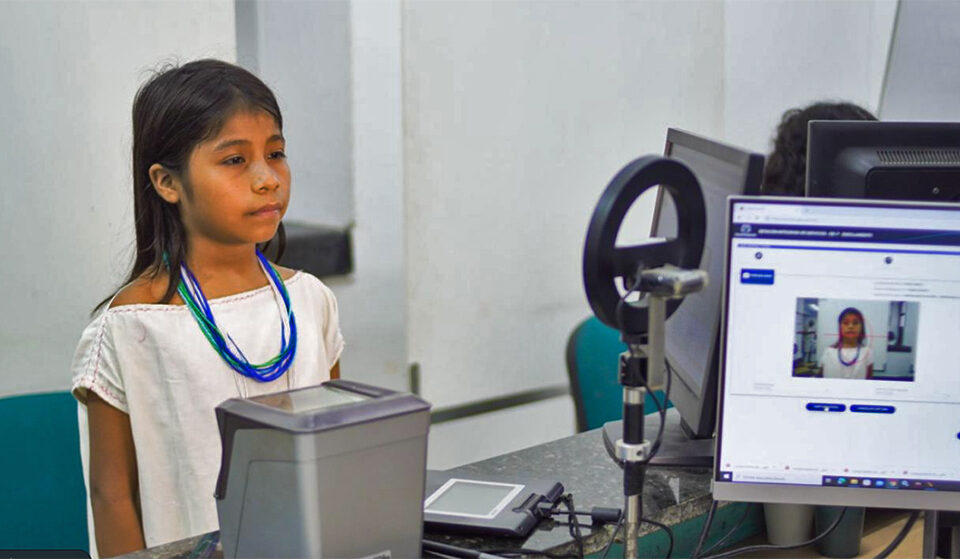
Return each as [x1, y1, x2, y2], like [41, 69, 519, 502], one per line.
[833, 307, 867, 348]
[97, 59, 285, 312]
[761, 102, 877, 197]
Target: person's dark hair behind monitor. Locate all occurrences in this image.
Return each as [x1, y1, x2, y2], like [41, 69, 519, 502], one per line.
[761, 101, 877, 196]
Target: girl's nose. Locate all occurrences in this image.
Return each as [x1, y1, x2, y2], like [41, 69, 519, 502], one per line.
[252, 164, 280, 192]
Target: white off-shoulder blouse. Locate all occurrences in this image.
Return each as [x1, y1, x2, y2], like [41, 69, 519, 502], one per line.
[71, 271, 344, 555]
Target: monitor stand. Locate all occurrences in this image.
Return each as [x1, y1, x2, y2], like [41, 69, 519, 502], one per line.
[602, 408, 714, 468]
[924, 511, 960, 558]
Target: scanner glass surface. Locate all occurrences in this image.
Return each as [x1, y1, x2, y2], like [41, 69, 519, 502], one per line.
[249, 384, 370, 413]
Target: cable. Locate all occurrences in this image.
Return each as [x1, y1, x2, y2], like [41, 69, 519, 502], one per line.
[692, 500, 719, 558]
[699, 503, 755, 557]
[612, 270, 679, 559]
[598, 512, 624, 559]
[699, 506, 849, 559]
[422, 539, 506, 559]
[562, 494, 585, 559]
[873, 511, 920, 559]
[481, 547, 581, 559]
[540, 506, 621, 524]
[422, 548, 461, 559]
[601, 355, 673, 472]
[611, 269, 673, 468]
[642, 517, 675, 559]
[617, 268, 673, 466]
[614, 270, 645, 336]
[642, 357, 673, 463]
[593, 513, 675, 559]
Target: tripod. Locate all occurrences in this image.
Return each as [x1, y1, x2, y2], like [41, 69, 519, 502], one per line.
[614, 267, 706, 559]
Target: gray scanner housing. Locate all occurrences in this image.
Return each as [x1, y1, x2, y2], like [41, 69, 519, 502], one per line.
[215, 380, 430, 558]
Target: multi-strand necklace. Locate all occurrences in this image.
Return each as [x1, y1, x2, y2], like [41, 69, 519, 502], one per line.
[178, 249, 297, 382]
[837, 345, 861, 367]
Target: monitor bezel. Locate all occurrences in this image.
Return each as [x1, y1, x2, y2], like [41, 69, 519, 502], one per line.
[652, 128, 764, 438]
[712, 195, 960, 511]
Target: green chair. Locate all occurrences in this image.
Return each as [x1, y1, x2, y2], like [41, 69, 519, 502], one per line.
[0, 391, 88, 551]
[565, 317, 670, 432]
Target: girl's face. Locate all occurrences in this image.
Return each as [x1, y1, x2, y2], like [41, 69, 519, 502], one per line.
[840, 313, 863, 343]
[176, 109, 290, 249]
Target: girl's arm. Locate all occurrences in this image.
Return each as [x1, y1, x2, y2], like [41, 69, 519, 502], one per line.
[87, 392, 146, 556]
[330, 360, 340, 380]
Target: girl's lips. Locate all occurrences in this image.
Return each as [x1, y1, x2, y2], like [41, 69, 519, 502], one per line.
[251, 203, 282, 216]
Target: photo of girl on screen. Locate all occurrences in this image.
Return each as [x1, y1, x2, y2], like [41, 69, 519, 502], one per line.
[819, 307, 873, 379]
[792, 298, 918, 381]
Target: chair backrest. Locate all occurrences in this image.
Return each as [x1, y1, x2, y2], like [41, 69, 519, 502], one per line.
[0, 391, 88, 551]
[566, 317, 671, 432]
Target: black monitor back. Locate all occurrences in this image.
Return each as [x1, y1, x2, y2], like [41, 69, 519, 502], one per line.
[806, 121, 960, 201]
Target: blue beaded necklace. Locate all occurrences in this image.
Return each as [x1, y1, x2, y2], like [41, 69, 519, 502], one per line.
[837, 345, 861, 367]
[178, 250, 297, 382]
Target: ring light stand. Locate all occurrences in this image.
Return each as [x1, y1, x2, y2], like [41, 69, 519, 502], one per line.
[583, 156, 707, 559]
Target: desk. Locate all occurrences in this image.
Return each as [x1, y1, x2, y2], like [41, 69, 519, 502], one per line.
[121, 418, 724, 558]
[118, 420, 925, 558]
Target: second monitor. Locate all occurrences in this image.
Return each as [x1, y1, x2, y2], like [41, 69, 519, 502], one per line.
[654, 128, 764, 439]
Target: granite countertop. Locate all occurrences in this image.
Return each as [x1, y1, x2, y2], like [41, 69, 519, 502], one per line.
[426, 412, 714, 556]
[121, 412, 715, 558]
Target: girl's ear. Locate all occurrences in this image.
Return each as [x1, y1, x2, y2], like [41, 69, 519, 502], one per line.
[148, 163, 182, 204]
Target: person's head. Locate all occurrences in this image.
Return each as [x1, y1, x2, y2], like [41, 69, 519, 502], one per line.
[125, 59, 287, 304]
[835, 307, 866, 348]
[761, 101, 877, 197]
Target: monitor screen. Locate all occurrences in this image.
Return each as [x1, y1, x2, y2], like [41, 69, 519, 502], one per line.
[653, 128, 764, 438]
[806, 121, 960, 200]
[424, 479, 525, 519]
[713, 197, 960, 511]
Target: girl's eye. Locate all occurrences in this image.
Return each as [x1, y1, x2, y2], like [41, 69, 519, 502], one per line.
[269, 150, 287, 160]
[224, 156, 245, 165]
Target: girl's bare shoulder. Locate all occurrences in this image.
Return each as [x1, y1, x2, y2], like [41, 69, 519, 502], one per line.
[109, 266, 298, 309]
[109, 273, 179, 308]
[274, 264, 298, 281]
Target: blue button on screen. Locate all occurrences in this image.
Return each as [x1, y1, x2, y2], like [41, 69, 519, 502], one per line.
[740, 269, 775, 285]
[806, 403, 846, 412]
[850, 405, 895, 414]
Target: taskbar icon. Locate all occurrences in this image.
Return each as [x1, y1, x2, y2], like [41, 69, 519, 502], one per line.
[823, 475, 957, 491]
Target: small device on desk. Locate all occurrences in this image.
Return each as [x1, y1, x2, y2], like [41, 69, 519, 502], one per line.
[214, 380, 431, 559]
[423, 470, 564, 537]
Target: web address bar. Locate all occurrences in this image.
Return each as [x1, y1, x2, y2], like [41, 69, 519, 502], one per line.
[753, 214, 960, 230]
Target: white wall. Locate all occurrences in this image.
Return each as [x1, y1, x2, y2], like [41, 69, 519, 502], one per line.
[402, 0, 900, 467]
[0, 0, 907, 470]
[326, 0, 409, 392]
[232, 0, 409, 392]
[0, 0, 236, 397]
[237, 0, 355, 227]
[403, 0, 726, 409]
[880, 0, 960, 120]
[427, 396, 576, 470]
[723, 0, 898, 153]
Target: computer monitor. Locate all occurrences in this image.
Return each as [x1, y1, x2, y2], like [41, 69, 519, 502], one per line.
[652, 128, 764, 438]
[713, 196, 960, 511]
[806, 121, 960, 200]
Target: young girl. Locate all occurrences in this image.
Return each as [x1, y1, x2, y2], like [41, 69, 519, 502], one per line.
[818, 307, 873, 379]
[70, 60, 343, 556]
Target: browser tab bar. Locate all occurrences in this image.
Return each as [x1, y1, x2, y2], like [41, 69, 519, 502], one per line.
[732, 201, 960, 232]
